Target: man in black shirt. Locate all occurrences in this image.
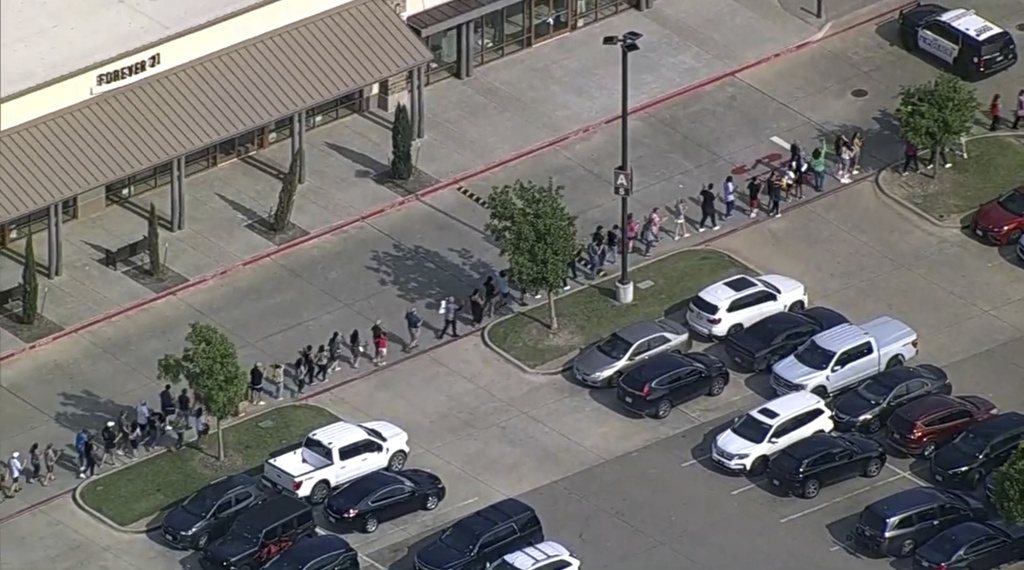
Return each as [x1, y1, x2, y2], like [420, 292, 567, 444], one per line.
[698, 184, 719, 231]
[747, 177, 762, 218]
[159, 384, 176, 417]
[177, 389, 191, 427]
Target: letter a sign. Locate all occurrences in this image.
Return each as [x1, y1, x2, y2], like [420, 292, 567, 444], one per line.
[613, 167, 633, 197]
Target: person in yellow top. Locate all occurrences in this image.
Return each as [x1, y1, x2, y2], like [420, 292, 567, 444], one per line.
[849, 132, 864, 176]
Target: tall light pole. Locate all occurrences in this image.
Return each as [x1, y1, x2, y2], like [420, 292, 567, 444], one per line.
[603, 31, 642, 305]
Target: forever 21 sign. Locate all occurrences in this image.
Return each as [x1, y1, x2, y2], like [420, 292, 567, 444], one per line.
[93, 53, 162, 93]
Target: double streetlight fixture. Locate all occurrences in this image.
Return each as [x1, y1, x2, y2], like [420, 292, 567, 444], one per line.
[603, 31, 642, 304]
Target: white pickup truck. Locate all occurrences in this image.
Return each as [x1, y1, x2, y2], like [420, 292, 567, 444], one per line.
[263, 420, 410, 504]
[770, 316, 919, 398]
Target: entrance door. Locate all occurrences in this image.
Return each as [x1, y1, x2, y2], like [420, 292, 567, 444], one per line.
[532, 0, 571, 43]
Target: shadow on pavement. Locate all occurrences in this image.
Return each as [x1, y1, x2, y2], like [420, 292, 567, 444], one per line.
[827, 512, 870, 561]
[363, 527, 441, 570]
[812, 110, 903, 176]
[54, 390, 131, 434]
[365, 242, 495, 307]
[688, 413, 744, 473]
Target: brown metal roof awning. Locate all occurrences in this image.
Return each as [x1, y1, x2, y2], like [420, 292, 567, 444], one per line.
[407, 0, 522, 37]
[0, 0, 432, 223]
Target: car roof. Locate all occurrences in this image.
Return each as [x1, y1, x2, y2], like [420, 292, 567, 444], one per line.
[308, 421, 376, 447]
[454, 498, 535, 537]
[501, 542, 571, 569]
[202, 474, 257, 497]
[698, 275, 764, 304]
[614, 321, 668, 343]
[238, 496, 310, 527]
[746, 311, 810, 339]
[893, 394, 963, 421]
[809, 323, 870, 351]
[752, 392, 824, 424]
[966, 412, 1024, 439]
[801, 307, 849, 329]
[342, 471, 402, 501]
[938, 8, 1005, 40]
[867, 487, 949, 517]
[266, 535, 354, 568]
[869, 366, 931, 387]
[784, 433, 845, 458]
[626, 352, 694, 380]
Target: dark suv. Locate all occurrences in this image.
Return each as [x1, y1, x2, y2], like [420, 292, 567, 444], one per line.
[767, 433, 886, 499]
[162, 474, 268, 550]
[930, 412, 1024, 489]
[724, 307, 848, 372]
[201, 496, 316, 570]
[262, 534, 359, 570]
[616, 351, 729, 419]
[851, 487, 988, 558]
[413, 498, 543, 570]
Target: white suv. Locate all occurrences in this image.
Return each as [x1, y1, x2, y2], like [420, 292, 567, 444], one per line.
[711, 392, 833, 475]
[687, 274, 807, 339]
[487, 542, 581, 570]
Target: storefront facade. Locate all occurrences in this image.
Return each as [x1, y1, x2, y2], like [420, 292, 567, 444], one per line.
[410, 0, 637, 84]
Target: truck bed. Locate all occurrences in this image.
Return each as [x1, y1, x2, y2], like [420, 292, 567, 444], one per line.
[265, 447, 330, 479]
[859, 316, 917, 350]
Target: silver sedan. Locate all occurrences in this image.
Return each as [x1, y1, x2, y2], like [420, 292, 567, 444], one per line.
[572, 319, 692, 388]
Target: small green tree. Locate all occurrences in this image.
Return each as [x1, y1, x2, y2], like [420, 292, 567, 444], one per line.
[896, 73, 978, 174]
[390, 103, 413, 181]
[272, 147, 303, 233]
[147, 203, 162, 277]
[992, 444, 1024, 525]
[20, 235, 38, 325]
[156, 322, 247, 461]
[485, 179, 577, 330]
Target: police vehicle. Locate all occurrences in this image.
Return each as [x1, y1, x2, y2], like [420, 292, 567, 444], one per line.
[897, 3, 1017, 80]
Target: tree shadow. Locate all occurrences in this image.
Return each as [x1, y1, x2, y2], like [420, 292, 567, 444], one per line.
[53, 390, 132, 435]
[217, 193, 269, 225]
[810, 109, 904, 174]
[323, 142, 388, 179]
[240, 155, 286, 181]
[365, 241, 495, 306]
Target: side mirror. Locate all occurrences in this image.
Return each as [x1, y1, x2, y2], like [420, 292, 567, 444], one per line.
[769, 438, 779, 444]
[831, 365, 842, 373]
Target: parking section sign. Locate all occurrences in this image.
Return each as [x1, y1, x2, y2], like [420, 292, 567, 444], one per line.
[613, 167, 633, 197]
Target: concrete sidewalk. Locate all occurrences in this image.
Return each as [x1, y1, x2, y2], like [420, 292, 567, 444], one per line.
[2, 0, 1022, 523]
[0, 0, 820, 352]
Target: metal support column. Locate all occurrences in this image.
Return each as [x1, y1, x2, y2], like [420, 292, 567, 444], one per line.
[176, 157, 186, 230]
[46, 204, 58, 279]
[291, 112, 306, 183]
[465, 21, 475, 78]
[415, 67, 425, 140]
[54, 203, 63, 277]
[409, 68, 421, 140]
[457, 24, 469, 79]
[170, 158, 181, 232]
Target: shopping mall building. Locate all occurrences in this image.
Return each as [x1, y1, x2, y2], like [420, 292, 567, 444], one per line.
[0, 0, 640, 278]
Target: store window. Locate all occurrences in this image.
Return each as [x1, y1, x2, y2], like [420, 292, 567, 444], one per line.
[474, 3, 529, 65]
[306, 91, 363, 130]
[105, 163, 172, 204]
[427, 28, 459, 83]
[0, 199, 77, 244]
[185, 147, 215, 177]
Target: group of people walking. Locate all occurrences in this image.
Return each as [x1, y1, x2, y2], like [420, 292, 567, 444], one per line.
[1, 444, 59, 500]
[988, 90, 1024, 131]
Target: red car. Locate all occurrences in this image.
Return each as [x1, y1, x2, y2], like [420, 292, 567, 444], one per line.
[972, 186, 1024, 245]
[887, 394, 998, 458]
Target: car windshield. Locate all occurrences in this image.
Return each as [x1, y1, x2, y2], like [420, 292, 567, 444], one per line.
[856, 380, 891, 404]
[439, 527, 478, 553]
[486, 560, 517, 570]
[755, 278, 781, 294]
[793, 340, 835, 371]
[359, 425, 385, 441]
[732, 414, 772, 444]
[951, 430, 988, 457]
[181, 490, 219, 517]
[997, 191, 1024, 217]
[596, 333, 633, 360]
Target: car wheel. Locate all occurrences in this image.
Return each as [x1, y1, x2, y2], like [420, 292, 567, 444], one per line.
[654, 399, 672, 420]
[604, 372, 622, 389]
[863, 457, 884, 478]
[966, 470, 984, 490]
[387, 451, 407, 472]
[811, 386, 829, 399]
[788, 301, 805, 312]
[896, 538, 917, 558]
[423, 494, 440, 511]
[748, 456, 769, 476]
[1009, 228, 1023, 244]
[801, 479, 821, 499]
[195, 532, 210, 550]
[885, 355, 904, 370]
[863, 417, 882, 434]
[707, 376, 726, 397]
[362, 514, 379, 534]
[921, 441, 938, 458]
[727, 324, 743, 336]
[310, 481, 331, 505]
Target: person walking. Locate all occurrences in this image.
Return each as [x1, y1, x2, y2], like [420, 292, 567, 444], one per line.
[101, 421, 118, 465]
[268, 363, 285, 400]
[672, 194, 690, 240]
[28, 443, 41, 485]
[136, 400, 151, 434]
[178, 388, 192, 427]
[563, 244, 581, 290]
[116, 410, 131, 456]
[591, 225, 606, 268]
[698, 184, 718, 231]
[0, 471, 14, 501]
[348, 329, 363, 369]
[624, 213, 639, 255]
[404, 307, 423, 350]
[249, 362, 265, 405]
[833, 133, 850, 181]
[9, 452, 23, 493]
[159, 384, 176, 418]
[438, 296, 461, 338]
[144, 410, 165, 451]
[327, 331, 343, 373]
[127, 420, 142, 459]
[372, 332, 389, 366]
[927, 144, 951, 170]
[722, 176, 736, 219]
[74, 428, 89, 476]
[789, 160, 806, 199]
[849, 132, 864, 176]
[809, 139, 827, 192]
[990, 94, 1002, 131]
[647, 208, 663, 241]
[469, 290, 485, 326]
[171, 412, 188, 451]
[1014, 89, 1023, 129]
[605, 225, 620, 265]
[586, 238, 603, 280]
[747, 176, 762, 218]
[314, 346, 330, 382]
[83, 436, 98, 478]
[482, 277, 498, 317]
[768, 174, 783, 218]
[901, 141, 920, 175]
[495, 270, 511, 314]
[639, 216, 657, 257]
[371, 320, 385, 342]
[42, 443, 57, 486]
[789, 140, 802, 169]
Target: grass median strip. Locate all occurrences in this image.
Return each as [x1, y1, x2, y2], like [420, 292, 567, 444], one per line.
[78, 404, 338, 527]
[487, 248, 751, 369]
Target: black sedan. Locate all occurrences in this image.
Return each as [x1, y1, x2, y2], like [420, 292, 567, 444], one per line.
[913, 521, 1024, 570]
[161, 474, 267, 550]
[617, 351, 729, 419]
[723, 307, 848, 372]
[768, 433, 886, 499]
[832, 365, 951, 434]
[323, 469, 445, 533]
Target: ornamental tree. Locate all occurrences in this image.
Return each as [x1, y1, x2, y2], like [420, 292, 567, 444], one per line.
[157, 322, 247, 460]
[992, 444, 1024, 525]
[895, 73, 978, 173]
[390, 103, 413, 181]
[485, 179, 577, 330]
[147, 202, 163, 277]
[272, 147, 303, 233]
[20, 235, 38, 325]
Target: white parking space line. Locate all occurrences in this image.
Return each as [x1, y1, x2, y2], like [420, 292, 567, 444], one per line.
[681, 455, 709, 468]
[770, 136, 791, 150]
[885, 462, 929, 487]
[779, 473, 905, 523]
[730, 479, 763, 495]
[360, 554, 389, 570]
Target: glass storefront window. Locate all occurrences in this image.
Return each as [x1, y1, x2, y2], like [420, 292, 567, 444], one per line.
[427, 28, 459, 83]
[1, 199, 77, 244]
[473, 4, 529, 65]
[185, 147, 214, 177]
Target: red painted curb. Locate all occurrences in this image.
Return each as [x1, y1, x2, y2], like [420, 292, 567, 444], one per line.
[0, 2, 911, 365]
